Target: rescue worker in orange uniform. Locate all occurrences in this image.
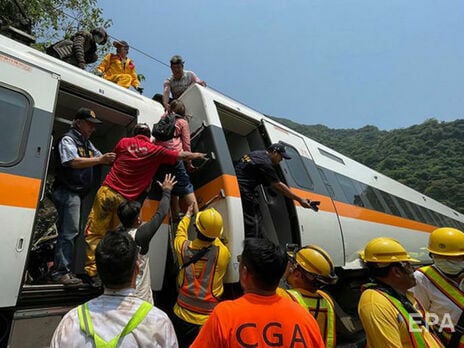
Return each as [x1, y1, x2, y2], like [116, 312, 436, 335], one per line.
[358, 237, 444, 347]
[96, 40, 142, 92]
[191, 238, 324, 348]
[278, 244, 338, 347]
[413, 227, 464, 347]
[172, 202, 231, 348]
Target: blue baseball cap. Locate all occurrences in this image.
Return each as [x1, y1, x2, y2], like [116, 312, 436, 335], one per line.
[268, 143, 291, 159]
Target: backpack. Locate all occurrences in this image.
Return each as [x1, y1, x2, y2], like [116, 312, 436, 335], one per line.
[46, 39, 73, 60]
[152, 113, 181, 141]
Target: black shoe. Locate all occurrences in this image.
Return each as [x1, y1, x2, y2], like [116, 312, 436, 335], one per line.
[53, 273, 83, 287]
[89, 275, 102, 288]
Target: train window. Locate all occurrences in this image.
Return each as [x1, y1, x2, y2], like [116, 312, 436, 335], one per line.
[353, 181, 372, 208]
[334, 173, 359, 205]
[0, 87, 31, 165]
[284, 145, 314, 190]
[318, 148, 345, 164]
[441, 216, 454, 228]
[432, 212, 446, 226]
[379, 191, 402, 217]
[317, 167, 335, 198]
[402, 200, 419, 221]
[409, 204, 427, 224]
[364, 186, 386, 213]
[426, 208, 441, 226]
[448, 219, 460, 229]
[419, 207, 436, 226]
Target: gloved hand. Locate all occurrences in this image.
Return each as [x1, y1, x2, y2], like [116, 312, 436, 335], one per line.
[309, 200, 320, 212]
[135, 87, 144, 94]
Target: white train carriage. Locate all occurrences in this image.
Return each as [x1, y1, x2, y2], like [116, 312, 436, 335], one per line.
[1, 32, 463, 346]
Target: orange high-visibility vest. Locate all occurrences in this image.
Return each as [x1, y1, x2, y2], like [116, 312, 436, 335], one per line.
[177, 241, 219, 315]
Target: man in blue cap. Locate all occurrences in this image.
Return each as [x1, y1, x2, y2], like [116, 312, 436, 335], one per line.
[234, 143, 314, 238]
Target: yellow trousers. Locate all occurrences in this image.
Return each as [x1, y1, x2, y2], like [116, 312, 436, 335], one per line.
[105, 74, 133, 88]
[84, 185, 126, 277]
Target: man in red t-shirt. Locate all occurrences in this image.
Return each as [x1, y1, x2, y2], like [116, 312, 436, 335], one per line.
[191, 238, 324, 348]
[84, 123, 205, 285]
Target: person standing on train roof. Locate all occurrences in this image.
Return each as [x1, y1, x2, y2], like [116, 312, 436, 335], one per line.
[277, 244, 339, 348]
[412, 227, 464, 347]
[358, 237, 444, 347]
[162, 55, 206, 112]
[51, 107, 115, 286]
[96, 39, 143, 93]
[84, 123, 206, 288]
[234, 143, 318, 239]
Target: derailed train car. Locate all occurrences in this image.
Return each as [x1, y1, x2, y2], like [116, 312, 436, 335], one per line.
[1, 33, 463, 346]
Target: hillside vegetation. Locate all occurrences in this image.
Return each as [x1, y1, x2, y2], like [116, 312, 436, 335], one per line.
[272, 117, 464, 214]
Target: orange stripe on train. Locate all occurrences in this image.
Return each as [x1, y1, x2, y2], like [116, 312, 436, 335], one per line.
[0, 172, 41, 209]
[141, 173, 435, 233]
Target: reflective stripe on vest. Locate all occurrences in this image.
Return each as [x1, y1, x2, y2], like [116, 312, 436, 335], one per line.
[374, 289, 431, 348]
[287, 288, 336, 348]
[418, 266, 464, 309]
[77, 301, 153, 348]
[419, 265, 464, 347]
[177, 241, 219, 315]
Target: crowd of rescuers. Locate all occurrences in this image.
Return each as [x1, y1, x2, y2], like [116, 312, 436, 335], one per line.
[52, 108, 464, 347]
[47, 29, 464, 348]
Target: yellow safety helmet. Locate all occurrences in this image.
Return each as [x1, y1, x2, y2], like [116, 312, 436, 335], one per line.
[195, 208, 223, 239]
[427, 227, 464, 256]
[293, 244, 338, 285]
[361, 237, 419, 263]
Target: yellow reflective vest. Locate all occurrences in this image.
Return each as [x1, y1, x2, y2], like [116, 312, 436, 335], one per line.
[77, 301, 152, 348]
[418, 265, 464, 348]
[285, 288, 336, 348]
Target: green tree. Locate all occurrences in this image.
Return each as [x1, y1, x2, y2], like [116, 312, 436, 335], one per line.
[1, 0, 111, 48]
[271, 116, 464, 213]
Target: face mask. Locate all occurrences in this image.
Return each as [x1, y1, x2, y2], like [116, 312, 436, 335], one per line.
[434, 258, 464, 276]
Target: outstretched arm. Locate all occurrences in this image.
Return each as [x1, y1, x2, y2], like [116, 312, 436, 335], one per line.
[162, 80, 171, 112]
[68, 152, 115, 168]
[271, 181, 312, 208]
[177, 151, 206, 161]
[135, 174, 177, 254]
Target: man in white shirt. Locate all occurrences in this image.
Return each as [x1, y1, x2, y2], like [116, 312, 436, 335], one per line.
[51, 228, 178, 347]
[413, 227, 464, 347]
[116, 173, 176, 304]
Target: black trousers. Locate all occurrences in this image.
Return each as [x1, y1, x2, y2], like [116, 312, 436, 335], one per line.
[241, 192, 264, 239]
[171, 313, 202, 348]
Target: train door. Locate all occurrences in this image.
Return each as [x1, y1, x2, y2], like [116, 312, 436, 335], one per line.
[0, 54, 57, 312]
[260, 119, 344, 263]
[9, 81, 138, 347]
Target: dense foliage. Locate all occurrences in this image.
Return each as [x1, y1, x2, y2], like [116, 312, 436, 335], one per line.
[0, 0, 111, 69]
[272, 117, 464, 214]
[0, 0, 110, 43]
